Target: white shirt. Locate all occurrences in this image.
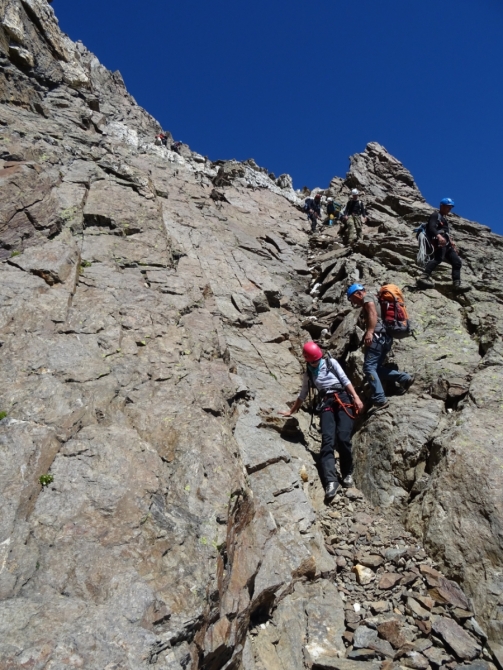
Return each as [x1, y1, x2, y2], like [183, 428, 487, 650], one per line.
[298, 357, 350, 401]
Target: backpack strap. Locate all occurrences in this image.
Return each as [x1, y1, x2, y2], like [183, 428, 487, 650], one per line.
[324, 353, 346, 388]
[306, 354, 345, 391]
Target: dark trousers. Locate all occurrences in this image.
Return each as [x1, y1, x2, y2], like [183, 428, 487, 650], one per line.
[319, 391, 354, 484]
[308, 213, 319, 232]
[424, 245, 462, 281]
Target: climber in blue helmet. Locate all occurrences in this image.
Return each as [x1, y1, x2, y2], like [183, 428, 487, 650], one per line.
[347, 284, 413, 411]
[346, 283, 365, 298]
[416, 198, 471, 293]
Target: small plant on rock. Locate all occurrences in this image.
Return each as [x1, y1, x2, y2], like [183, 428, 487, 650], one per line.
[0, 411, 7, 420]
[39, 474, 54, 487]
[10, 250, 21, 257]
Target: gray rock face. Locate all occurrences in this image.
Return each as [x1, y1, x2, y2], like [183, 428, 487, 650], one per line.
[321, 145, 503, 646]
[1, 0, 503, 668]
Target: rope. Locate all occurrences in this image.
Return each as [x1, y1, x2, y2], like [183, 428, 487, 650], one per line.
[416, 230, 434, 268]
[331, 392, 357, 420]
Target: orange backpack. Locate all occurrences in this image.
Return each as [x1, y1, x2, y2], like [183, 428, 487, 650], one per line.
[378, 284, 412, 339]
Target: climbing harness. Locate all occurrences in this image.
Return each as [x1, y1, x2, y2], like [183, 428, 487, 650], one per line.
[330, 392, 356, 420]
[307, 352, 357, 426]
[415, 213, 456, 268]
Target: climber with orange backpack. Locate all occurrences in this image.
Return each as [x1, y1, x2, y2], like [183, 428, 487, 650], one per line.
[279, 341, 364, 499]
[347, 283, 414, 411]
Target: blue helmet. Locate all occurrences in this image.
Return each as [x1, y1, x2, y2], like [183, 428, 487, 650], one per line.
[440, 198, 455, 207]
[347, 283, 365, 298]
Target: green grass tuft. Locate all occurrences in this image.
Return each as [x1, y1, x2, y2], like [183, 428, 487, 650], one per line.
[39, 474, 54, 487]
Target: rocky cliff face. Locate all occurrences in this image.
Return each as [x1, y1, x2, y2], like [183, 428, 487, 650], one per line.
[1, 1, 503, 669]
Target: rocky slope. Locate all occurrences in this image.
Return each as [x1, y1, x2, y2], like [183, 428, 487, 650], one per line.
[1, 1, 503, 668]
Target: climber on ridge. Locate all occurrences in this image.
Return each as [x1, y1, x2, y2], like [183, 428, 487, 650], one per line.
[341, 189, 367, 244]
[325, 197, 342, 226]
[171, 140, 183, 154]
[347, 284, 414, 411]
[279, 341, 364, 499]
[303, 193, 322, 233]
[155, 132, 168, 147]
[416, 198, 471, 292]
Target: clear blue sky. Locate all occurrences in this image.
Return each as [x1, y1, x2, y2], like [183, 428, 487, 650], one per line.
[54, 0, 503, 234]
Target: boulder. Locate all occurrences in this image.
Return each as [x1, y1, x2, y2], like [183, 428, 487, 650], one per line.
[432, 617, 481, 661]
[10, 235, 79, 285]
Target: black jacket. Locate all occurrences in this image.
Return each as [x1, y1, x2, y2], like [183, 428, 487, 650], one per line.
[343, 199, 366, 217]
[304, 198, 321, 215]
[426, 211, 451, 245]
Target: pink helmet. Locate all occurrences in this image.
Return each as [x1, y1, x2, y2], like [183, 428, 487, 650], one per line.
[303, 341, 323, 363]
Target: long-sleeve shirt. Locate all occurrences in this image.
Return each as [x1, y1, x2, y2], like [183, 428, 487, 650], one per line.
[342, 199, 367, 217]
[426, 211, 452, 246]
[304, 198, 321, 215]
[298, 357, 350, 401]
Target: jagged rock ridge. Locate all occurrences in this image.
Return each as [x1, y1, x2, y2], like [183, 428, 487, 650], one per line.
[1, 1, 503, 668]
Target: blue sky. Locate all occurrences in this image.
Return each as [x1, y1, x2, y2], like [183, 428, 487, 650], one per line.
[54, 0, 503, 234]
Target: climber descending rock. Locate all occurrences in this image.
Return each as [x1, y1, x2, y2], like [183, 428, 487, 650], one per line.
[347, 284, 414, 410]
[154, 132, 169, 147]
[279, 341, 364, 500]
[325, 197, 342, 226]
[171, 140, 183, 154]
[341, 188, 368, 244]
[416, 198, 472, 292]
[303, 193, 322, 233]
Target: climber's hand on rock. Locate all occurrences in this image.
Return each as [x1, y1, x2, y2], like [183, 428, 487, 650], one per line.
[280, 398, 301, 416]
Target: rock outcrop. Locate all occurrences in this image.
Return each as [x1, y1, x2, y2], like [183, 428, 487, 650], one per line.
[1, 1, 503, 669]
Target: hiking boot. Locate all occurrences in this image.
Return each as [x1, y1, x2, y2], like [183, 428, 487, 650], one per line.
[417, 273, 435, 289]
[373, 400, 390, 411]
[342, 474, 354, 488]
[325, 481, 339, 500]
[397, 375, 415, 396]
[453, 280, 472, 293]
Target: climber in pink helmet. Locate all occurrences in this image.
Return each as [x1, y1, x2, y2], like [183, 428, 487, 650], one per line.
[280, 341, 364, 500]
